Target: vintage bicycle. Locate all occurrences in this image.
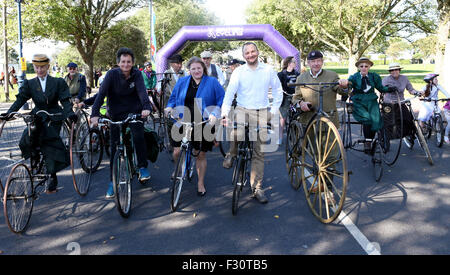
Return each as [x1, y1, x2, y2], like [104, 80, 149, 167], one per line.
[286, 82, 348, 224]
[0, 110, 66, 233]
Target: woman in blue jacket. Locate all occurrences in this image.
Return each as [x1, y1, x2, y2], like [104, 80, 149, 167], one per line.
[165, 56, 225, 196]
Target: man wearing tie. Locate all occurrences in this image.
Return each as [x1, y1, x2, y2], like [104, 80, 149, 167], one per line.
[6, 54, 77, 193]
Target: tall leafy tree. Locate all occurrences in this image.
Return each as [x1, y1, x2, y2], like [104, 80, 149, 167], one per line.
[434, 0, 450, 75]
[20, 0, 156, 86]
[279, 0, 432, 74]
[128, 0, 232, 62]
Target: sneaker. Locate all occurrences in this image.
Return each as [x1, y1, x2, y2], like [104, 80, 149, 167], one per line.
[139, 167, 151, 181]
[222, 154, 235, 169]
[252, 189, 268, 204]
[106, 182, 114, 199]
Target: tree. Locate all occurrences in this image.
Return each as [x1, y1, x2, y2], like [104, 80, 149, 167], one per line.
[128, 0, 232, 61]
[20, 0, 153, 87]
[412, 35, 437, 63]
[94, 21, 148, 69]
[385, 38, 411, 60]
[434, 0, 450, 75]
[280, 0, 432, 74]
[246, 0, 331, 67]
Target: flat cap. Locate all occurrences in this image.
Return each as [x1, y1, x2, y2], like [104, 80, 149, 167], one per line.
[307, 50, 323, 61]
[67, 62, 78, 68]
[168, 54, 183, 63]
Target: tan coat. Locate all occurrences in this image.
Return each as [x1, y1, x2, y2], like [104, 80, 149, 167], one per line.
[292, 69, 346, 128]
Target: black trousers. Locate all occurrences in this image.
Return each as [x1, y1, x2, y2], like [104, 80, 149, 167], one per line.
[109, 122, 148, 180]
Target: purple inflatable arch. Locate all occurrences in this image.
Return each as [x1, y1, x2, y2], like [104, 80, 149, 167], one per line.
[156, 24, 300, 76]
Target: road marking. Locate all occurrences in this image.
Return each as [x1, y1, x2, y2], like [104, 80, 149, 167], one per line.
[303, 168, 381, 255]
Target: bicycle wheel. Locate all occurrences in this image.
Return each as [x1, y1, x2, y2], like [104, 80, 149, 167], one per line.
[218, 125, 231, 158]
[414, 120, 433, 165]
[112, 149, 132, 218]
[286, 121, 302, 190]
[381, 101, 403, 166]
[301, 116, 348, 224]
[435, 115, 444, 148]
[60, 121, 71, 150]
[3, 163, 34, 234]
[231, 155, 245, 216]
[171, 148, 187, 212]
[372, 138, 383, 182]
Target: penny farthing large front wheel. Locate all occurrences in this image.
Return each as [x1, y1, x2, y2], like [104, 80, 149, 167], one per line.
[301, 116, 348, 224]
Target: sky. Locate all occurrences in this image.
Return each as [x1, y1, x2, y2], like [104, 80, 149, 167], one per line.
[19, 0, 253, 62]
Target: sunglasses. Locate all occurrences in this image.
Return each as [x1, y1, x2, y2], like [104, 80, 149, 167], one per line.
[359, 65, 370, 68]
[389, 69, 401, 72]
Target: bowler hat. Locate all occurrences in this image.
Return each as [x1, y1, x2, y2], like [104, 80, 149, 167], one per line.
[32, 54, 50, 66]
[355, 57, 374, 67]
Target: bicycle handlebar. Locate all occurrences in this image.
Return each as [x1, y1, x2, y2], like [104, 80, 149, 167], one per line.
[168, 112, 210, 126]
[287, 82, 341, 87]
[98, 114, 143, 125]
[0, 110, 62, 121]
[419, 98, 450, 102]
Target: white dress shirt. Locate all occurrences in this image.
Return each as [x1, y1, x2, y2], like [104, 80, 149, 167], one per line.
[221, 62, 283, 117]
[208, 64, 225, 86]
[38, 74, 48, 93]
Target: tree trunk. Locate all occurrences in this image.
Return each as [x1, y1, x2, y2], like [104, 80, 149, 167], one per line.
[434, 13, 450, 76]
[347, 53, 358, 76]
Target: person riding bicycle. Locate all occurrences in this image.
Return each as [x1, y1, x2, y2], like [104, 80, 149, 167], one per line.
[382, 63, 421, 145]
[444, 100, 450, 144]
[90, 47, 152, 199]
[3, 53, 77, 194]
[64, 62, 87, 104]
[164, 56, 225, 196]
[162, 54, 187, 109]
[292, 50, 348, 195]
[417, 73, 450, 131]
[221, 42, 283, 204]
[340, 57, 396, 153]
[142, 61, 157, 92]
[277, 56, 300, 145]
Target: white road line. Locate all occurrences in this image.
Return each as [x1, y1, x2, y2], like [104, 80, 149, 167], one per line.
[303, 168, 381, 255]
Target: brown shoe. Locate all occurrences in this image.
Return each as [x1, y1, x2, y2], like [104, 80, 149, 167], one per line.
[253, 189, 268, 204]
[364, 141, 372, 154]
[222, 154, 235, 169]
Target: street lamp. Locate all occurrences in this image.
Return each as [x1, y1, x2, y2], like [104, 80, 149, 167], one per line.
[15, 0, 27, 109]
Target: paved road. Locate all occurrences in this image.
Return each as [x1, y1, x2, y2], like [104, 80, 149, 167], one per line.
[0, 101, 448, 255]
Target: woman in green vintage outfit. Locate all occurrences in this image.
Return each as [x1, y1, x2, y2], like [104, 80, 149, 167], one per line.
[339, 57, 396, 152]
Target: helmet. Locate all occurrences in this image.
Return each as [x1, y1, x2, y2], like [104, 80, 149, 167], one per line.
[424, 73, 439, 83]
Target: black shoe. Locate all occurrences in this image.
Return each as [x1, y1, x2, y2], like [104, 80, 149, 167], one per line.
[197, 191, 207, 197]
[46, 177, 58, 194]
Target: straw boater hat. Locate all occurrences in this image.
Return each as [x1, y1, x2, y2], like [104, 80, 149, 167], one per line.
[32, 54, 50, 66]
[355, 57, 373, 67]
[388, 63, 403, 71]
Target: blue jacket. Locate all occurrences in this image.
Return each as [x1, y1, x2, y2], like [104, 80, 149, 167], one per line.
[167, 75, 225, 119]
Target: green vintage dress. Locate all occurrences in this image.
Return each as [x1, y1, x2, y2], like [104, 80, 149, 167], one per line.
[348, 72, 389, 132]
[8, 76, 75, 174]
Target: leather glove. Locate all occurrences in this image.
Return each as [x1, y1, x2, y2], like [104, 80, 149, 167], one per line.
[68, 113, 78, 124]
[387, 86, 397, 93]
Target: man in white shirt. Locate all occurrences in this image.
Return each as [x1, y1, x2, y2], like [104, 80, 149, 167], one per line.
[162, 54, 187, 107]
[201, 50, 226, 86]
[221, 42, 283, 204]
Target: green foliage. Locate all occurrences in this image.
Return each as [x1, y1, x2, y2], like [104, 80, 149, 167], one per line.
[94, 21, 148, 68]
[127, 0, 232, 61]
[55, 45, 85, 71]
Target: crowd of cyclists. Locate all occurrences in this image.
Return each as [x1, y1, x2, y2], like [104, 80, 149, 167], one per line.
[1, 43, 449, 208]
